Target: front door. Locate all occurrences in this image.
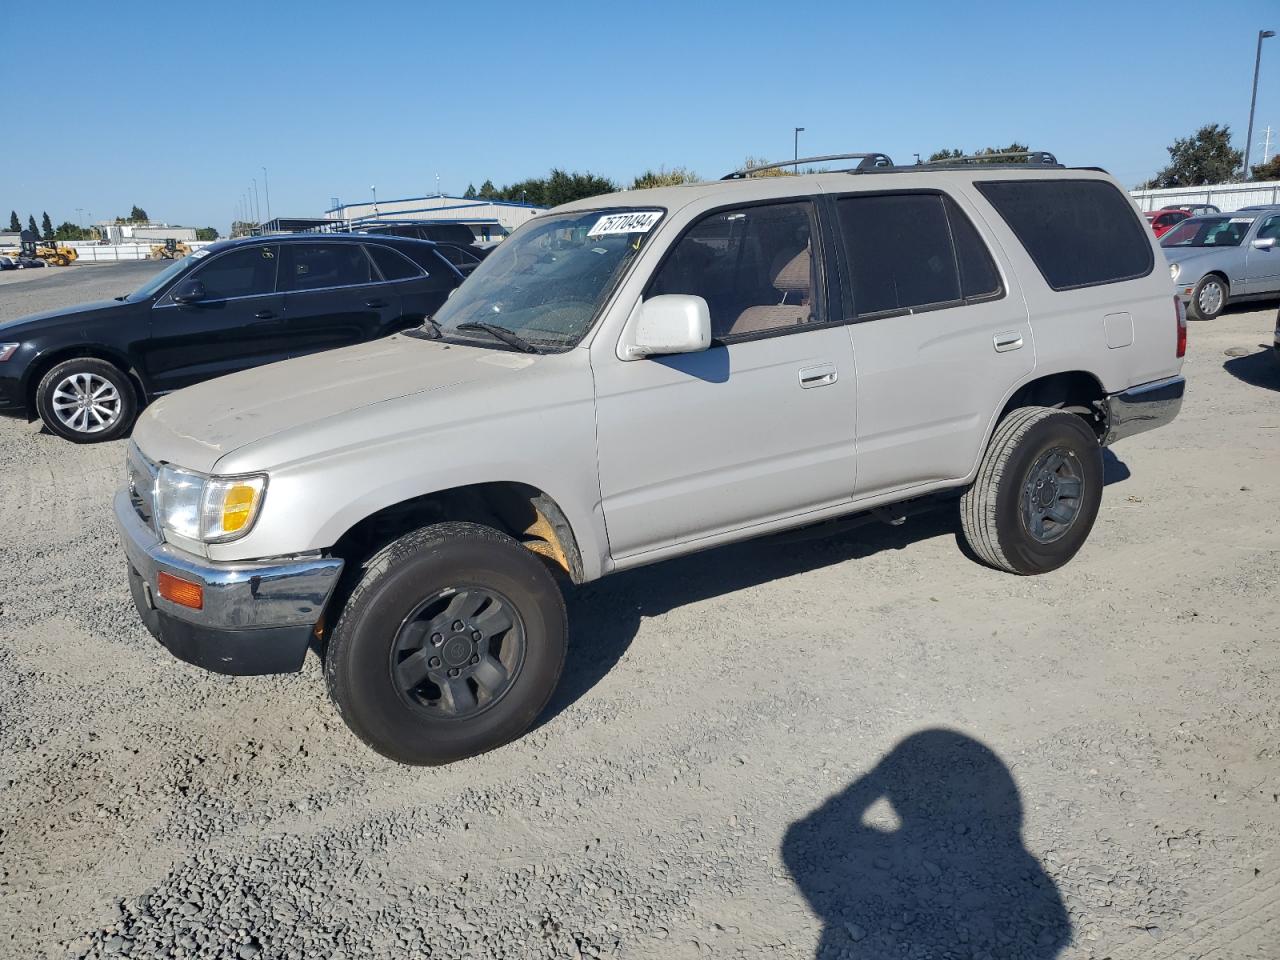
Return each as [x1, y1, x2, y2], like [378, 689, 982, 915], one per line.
[593, 199, 858, 559]
[834, 190, 1034, 496]
[143, 243, 285, 393]
[1243, 214, 1280, 295]
[277, 242, 401, 357]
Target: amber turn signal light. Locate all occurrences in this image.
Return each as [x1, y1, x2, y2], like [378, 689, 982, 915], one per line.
[157, 571, 204, 610]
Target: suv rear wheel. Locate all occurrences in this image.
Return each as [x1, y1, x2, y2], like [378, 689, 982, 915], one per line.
[324, 522, 567, 765]
[960, 407, 1104, 575]
[34, 357, 137, 443]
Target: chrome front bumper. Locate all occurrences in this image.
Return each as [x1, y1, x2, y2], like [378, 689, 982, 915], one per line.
[1099, 375, 1186, 446]
[114, 489, 344, 674]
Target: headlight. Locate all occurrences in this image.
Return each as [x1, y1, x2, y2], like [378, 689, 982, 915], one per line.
[155, 465, 267, 543]
[0, 343, 19, 362]
[1169, 262, 1181, 282]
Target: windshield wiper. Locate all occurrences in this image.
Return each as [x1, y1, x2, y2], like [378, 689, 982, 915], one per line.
[454, 321, 539, 354]
[403, 316, 443, 341]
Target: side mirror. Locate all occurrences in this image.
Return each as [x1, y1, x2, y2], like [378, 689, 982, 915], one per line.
[171, 278, 207, 304]
[624, 294, 712, 359]
[1252, 237, 1276, 250]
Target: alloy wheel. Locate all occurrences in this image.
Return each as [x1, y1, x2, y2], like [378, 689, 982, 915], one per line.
[50, 372, 123, 435]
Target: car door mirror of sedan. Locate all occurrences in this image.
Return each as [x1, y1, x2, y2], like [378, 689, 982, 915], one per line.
[1251, 237, 1277, 250]
[171, 279, 208, 304]
[623, 294, 713, 359]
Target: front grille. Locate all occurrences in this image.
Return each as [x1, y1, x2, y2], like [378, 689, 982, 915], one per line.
[126, 442, 159, 529]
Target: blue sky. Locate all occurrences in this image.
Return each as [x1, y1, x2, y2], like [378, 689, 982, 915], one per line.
[4, 0, 1278, 234]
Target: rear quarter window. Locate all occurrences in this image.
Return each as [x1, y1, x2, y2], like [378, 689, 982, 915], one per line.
[975, 179, 1153, 291]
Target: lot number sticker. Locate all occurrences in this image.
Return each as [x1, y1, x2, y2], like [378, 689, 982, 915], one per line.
[587, 211, 662, 237]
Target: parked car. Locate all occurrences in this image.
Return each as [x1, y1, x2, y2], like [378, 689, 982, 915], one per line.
[0, 234, 466, 442]
[0, 255, 15, 271]
[1145, 209, 1190, 238]
[357, 222, 492, 264]
[115, 153, 1185, 764]
[1161, 210, 1280, 319]
[14, 255, 46, 268]
[1161, 203, 1220, 216]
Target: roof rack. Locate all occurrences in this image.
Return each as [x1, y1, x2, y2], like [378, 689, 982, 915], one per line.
[721, 152, 895, 179]
[919, 150, 1061, 168]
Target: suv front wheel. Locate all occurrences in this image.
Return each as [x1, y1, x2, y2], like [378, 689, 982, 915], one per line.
[325, 522, 567, 765]
[960, 407, 1104, 575]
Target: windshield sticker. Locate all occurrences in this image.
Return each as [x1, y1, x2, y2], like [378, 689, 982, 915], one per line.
[586, 211, 662, 237]
[1229, 217, 1255, 223]
[190, 248, 211, 259]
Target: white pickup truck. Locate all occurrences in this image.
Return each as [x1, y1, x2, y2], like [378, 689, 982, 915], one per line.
[116, 151, 1185, 764]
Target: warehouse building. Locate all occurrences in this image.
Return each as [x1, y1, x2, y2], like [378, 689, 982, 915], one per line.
[323, 194, 545, 242]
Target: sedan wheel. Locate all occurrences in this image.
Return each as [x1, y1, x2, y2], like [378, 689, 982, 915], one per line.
[1190, 275, 1227, 321]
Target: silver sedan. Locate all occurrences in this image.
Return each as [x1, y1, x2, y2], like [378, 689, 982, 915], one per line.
[1162, 208, 1280, 319]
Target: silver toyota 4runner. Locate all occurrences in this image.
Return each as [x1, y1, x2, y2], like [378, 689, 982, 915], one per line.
[116, 150, 1186, 764]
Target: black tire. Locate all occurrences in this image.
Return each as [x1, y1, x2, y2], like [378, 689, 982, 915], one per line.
[34, 357, 137, 443]
[324, 522, 567, 765]
[1188, 273, 1228, 321]
[960, 407, 1104, 575]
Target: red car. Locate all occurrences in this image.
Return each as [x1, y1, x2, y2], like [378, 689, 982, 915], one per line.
[1145, 209, 1191, 238]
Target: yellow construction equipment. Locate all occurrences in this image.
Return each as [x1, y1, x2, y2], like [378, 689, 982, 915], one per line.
[4, 232, 79, 265]
[150, 239, 192, 260]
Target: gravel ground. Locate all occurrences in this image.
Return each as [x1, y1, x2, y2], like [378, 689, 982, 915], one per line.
[1, 262, 1277, 960]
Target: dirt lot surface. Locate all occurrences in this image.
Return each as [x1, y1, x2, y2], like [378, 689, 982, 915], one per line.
[1, 262, 1277, 960]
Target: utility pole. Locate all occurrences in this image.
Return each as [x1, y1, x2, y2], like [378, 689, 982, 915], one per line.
[1262, 125, 1275, 165]
[1244, 29, 1275, 176]
[262, 167, 272, 223]
[252, 178, 261, 225]
[371, 185, 379, 219]
[794, 127, 805, 172]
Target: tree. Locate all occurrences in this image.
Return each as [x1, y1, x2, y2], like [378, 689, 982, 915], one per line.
[195, 227, 218, 241]
[26, 214, 38, 237]
[741, 155, 792, 177]
[54, 221, 92, 241]
[40, 212, 54, 241]
[927, 142, 1031, 163]
[463, 183, 478, 199]
[7, 210, 19, 232]
[477, 179, 497, 199]
[1249, 155, 1280, 181]
[129, 205, 149, 222]
[1142, 124, 1242, 188]
[631, 167, 699, 189]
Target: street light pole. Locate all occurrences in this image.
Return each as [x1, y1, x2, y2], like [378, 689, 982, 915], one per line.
[1244, 29, 1275, 177]
[371, 185, 379, 219]
[252, 178, 261, 225]
[794, 127, 805, 172]
[261, 167, 272, 223]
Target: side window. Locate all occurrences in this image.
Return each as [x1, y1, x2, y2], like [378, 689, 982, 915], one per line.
[647, 201, 821, 340]
[282, 243, 377, 292]
[946, 196, 1002, 301]
[1257, 215, 1280, 240]
[366, 244, 424, 281]
[435, 243, 480, 267]
[975, 179, 1154, 290]
[189, 244, 278, 299]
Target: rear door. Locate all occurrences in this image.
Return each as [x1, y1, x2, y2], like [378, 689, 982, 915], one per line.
[368, 243, 460, 323]
[837, 190, 1033, 496]
[276, 242, 401, 357]
[143, 243, 285, 393]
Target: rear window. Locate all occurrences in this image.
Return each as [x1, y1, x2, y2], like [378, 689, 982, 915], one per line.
[976, 179, 1153, 290]
[837, 192, 1003, 318]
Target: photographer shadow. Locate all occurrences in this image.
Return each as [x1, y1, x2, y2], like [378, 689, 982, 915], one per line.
[783, 729, 1070, 959]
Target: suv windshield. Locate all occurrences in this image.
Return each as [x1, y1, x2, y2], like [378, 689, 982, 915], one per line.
[1161, 216, 1252, 248]
[430, 208, 663, 351]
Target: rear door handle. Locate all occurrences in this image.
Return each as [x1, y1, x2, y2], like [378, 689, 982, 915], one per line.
[994, 332, 1023, 352]
[799, 362, 838, 388]
[254, 310, 277, 320]
[364, 299, 388, 309]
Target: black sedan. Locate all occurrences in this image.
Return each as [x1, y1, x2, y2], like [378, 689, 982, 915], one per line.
[0, 234, 465, 442]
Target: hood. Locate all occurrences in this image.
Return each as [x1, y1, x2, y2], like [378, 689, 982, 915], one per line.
[132, 334, 542, 473]
[0, 299, 130, 335]
[1160, 245, 1237, 265]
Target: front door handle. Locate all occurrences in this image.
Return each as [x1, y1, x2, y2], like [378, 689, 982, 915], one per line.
[799, 362, 838, 388]
[994, 331, 1024, 353]
[364, 299, 388, 309]
[254, 309, 277, 320]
